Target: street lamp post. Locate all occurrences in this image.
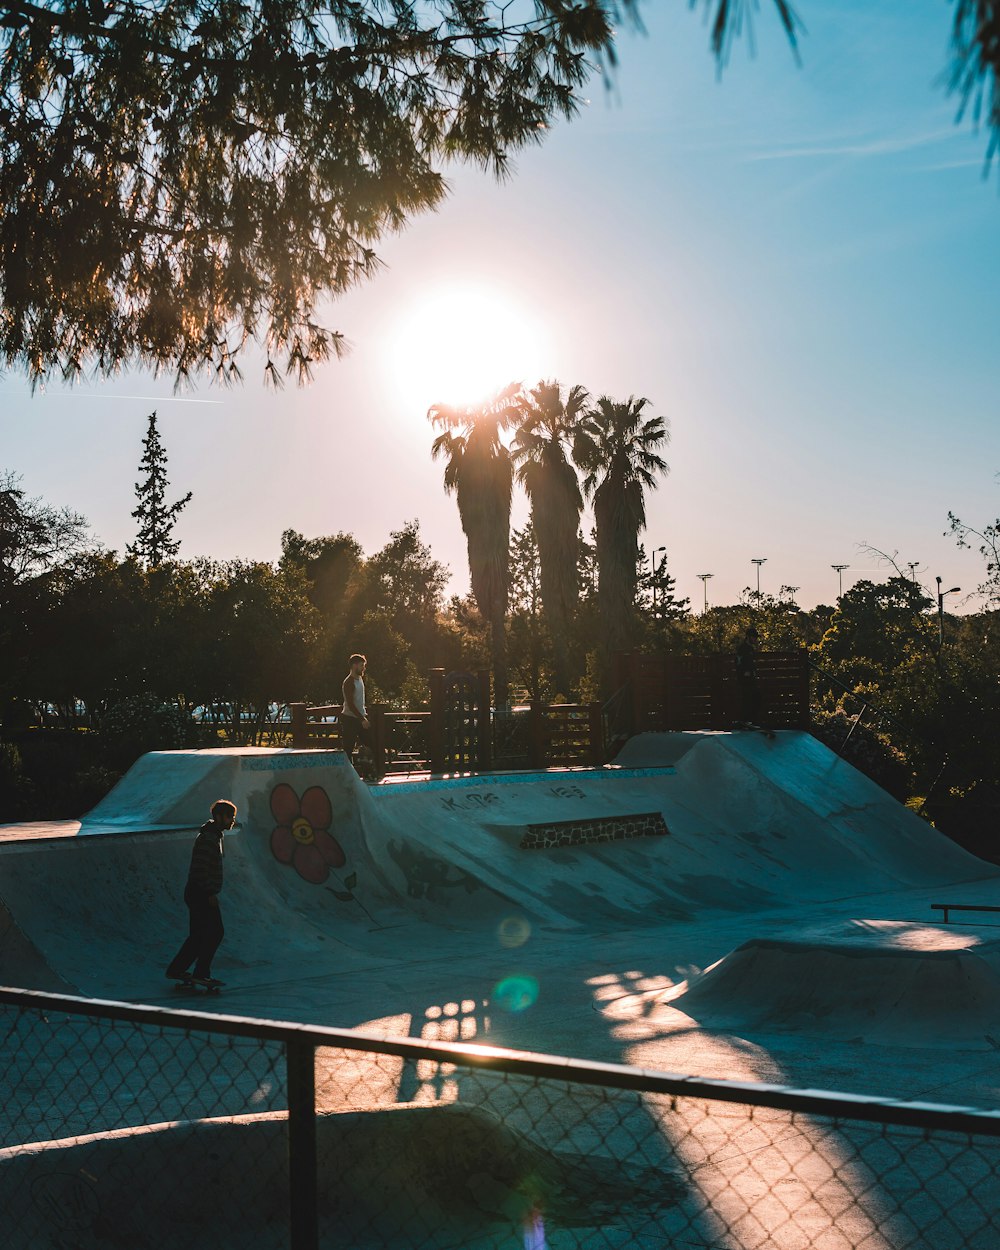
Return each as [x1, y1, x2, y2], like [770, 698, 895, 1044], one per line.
[936, 576, 960, 650]
[906, 562, 919, 584]
[697, 572, 714, 613]
[751, 557, 767, 605]
[832, 564, 848, 599]
[651, 546, 666, 617]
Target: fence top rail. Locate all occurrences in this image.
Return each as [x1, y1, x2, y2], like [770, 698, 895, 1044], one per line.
[3, 985, 1000, 1136]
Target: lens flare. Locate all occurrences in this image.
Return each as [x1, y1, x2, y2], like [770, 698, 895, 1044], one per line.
[493, 974, 539, 1013]
[498, 915, 532, 948]
[524, 1207, 547, 1249]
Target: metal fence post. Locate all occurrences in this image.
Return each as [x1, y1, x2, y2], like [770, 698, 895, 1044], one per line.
[286, 1037, 318, 1250]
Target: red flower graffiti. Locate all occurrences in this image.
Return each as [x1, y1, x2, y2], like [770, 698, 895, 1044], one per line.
[270, 784, 345, 884]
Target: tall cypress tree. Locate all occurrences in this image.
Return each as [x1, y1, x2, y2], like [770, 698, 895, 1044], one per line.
[128, 412, 192, 567]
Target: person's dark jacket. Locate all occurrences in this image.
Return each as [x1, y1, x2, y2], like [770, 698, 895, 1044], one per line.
[735, 639, 758, 681]
[186, 820, 224, 896]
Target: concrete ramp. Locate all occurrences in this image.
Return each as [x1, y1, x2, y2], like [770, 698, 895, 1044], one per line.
[665, 919, 1000, 1050]
[81, 748, 256, 832]
[356, 732, 989, 929]
[0, 750, 404, 995]
[0, 732, 995, 995]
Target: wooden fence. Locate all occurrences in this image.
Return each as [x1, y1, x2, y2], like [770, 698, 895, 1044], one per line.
[614, 649, 810, 734]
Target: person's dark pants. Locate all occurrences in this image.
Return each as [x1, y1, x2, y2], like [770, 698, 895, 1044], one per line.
[167, 886, 224, 979]
[738, 679, 763, 725]
[340, 715, 372, 775]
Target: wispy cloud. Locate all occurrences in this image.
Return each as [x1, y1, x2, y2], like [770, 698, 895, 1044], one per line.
[916, 156, 993, 173]
[1, 391, 224, 405]
[745, 126, 956, 163]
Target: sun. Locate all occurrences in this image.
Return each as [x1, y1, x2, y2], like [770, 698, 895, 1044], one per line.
[384, 283, 552, 411]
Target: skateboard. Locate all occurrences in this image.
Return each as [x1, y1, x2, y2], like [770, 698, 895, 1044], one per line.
[172, 977, 224, 995]
[734, 722, 776, 740]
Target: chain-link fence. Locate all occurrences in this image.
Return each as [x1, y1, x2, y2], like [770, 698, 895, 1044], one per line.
[3, 985, 1000, 1249]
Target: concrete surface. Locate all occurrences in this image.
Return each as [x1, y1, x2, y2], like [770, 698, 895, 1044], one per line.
[3, 730, 1000, 1248]
[1, 731, 998, 1095]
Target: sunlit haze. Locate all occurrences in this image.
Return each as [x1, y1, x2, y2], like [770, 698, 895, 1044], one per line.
[1, 1, 998, 611]
[384, 285, 552, 411]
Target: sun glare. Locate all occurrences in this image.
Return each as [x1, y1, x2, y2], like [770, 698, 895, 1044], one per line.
[385, 284, 552, 411]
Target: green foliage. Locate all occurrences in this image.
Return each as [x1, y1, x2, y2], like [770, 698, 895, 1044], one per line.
[128, 412, 192, 567]
[201, 559, 320, 711]
[430, 385, 517, 704]
[507, 522, 555, 702]
[816, 577, 935, 684]
[808, 706, 911, 801]
[101, 694, 199, 769]
[280, 528, 364, 619]
[0, 728, 121, 821]
[680, 595, 809, 655]
[2, 0, 994, 387]
[635, 544, 690, 653]
[0, 469, 90, 600]
[573, 394, 670, 666]
[947, 506, 1000, 607]
[0, 0, 636, 383]
[510, 381, 588, 696]
[0, 737, 26, 795]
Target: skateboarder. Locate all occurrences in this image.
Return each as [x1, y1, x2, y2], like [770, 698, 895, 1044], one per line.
[165, 799, 237, 987]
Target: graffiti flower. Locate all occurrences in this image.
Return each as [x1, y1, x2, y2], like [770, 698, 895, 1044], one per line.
[270, 784, 345, 884]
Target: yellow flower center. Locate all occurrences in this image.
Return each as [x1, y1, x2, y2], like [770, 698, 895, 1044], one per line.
[291, 816, 315, 845]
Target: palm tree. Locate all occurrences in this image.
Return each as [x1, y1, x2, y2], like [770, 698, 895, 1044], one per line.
[573, 395, 670, 668]
[509, 380, 589, 697]
[429, 384, 518, 707]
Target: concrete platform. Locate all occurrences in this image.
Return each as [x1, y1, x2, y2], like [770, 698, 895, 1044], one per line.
[5, 731, 1000, 1249]
[1, 731, 998, 1105]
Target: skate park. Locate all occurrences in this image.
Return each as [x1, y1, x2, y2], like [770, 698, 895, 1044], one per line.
[4, 727, 1000, 1248]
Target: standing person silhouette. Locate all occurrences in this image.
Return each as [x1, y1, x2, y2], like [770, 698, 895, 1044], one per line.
[165, 799, 236, 987]
[735, 625, 764, 728]
[341, 652, 373, 778]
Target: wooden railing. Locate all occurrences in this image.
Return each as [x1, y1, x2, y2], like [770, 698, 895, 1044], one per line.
[289, 703, 431, 776]
[289, 694, 606, 774]
[528, 703, 603, 769]
[287, 651, 809, 777]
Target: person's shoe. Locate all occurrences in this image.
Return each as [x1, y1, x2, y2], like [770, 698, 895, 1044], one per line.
[166, 967, 191, 982]
[191, 975, 224, 988]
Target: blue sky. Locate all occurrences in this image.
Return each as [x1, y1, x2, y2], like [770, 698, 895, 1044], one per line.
[2, 0, 998, 611]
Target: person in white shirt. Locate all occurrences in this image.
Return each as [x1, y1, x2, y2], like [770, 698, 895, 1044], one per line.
[340, 652, 372, 776]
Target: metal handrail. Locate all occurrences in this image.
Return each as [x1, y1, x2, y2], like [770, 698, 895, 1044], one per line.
[808, 658, 892, 754]
[4, 984, 1000, 1134]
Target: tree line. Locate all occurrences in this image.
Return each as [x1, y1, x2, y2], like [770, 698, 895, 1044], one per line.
[430, 382, 672, 704]
[3, 413, 1000, 858]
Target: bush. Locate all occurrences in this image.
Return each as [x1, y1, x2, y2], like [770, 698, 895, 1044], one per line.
[0, 739, 35, 821]
[0, 729, 117, 821]
[100, 695, 199, 770]
[810, 707, 911, 801]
